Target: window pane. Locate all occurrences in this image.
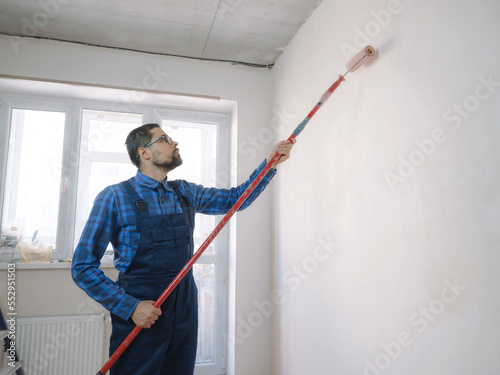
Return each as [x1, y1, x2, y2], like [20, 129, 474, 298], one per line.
[194, 263, 215, 363]
[88, 162, 137, 213]
[2, 109, 65, 248]
[82, 109, 142, 152]
[74, 110, 143, 248]
[163, 123, 217, 184]
[162, 121, 218, 255]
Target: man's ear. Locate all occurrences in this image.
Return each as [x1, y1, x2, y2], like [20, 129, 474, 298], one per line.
[137, 147, 151, 162]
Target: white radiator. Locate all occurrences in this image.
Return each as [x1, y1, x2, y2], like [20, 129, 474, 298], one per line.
[16, 314, 104, 375]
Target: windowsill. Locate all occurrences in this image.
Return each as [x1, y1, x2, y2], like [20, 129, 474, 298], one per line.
[0, 262, 116, 270]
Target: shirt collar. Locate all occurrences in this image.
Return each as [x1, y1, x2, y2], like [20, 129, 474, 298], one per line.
[134, 170, 172, 191]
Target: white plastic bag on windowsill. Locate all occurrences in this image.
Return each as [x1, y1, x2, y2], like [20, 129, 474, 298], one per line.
[16, 241, 52, 263]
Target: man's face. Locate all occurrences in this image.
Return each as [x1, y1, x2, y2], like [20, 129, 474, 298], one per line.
[147, 127, 182, 171]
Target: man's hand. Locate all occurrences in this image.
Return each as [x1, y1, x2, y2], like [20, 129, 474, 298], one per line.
[266, 138, 296, 168]
[131, 300, 162, 328]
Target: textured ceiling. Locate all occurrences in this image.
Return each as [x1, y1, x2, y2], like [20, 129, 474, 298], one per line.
[0, 0, 323, 67]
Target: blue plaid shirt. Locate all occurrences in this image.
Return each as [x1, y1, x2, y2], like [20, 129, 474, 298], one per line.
[71, 160, 275, 320]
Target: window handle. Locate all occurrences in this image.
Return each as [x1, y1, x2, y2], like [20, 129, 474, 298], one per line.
[60, 176, 69, 193]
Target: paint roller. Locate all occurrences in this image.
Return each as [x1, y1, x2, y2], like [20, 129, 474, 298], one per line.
[345, 45, 375, 74]
[97, 45, 376, 375]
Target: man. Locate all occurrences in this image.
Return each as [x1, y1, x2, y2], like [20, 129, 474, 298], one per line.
[71, 123, 295, 375]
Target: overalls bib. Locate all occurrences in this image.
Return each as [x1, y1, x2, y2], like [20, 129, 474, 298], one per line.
[109, 180, 198, 375]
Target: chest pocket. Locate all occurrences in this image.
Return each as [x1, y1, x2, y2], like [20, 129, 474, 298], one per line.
[150, 219, 191, 274]
[151, 225, 190, 242]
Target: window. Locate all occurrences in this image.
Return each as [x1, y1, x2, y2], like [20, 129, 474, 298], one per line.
[2, 109, 66, 248]
[0, 91, 230, 374]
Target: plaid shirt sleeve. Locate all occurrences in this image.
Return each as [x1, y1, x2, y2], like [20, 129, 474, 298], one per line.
[71, 186, 140, 321]
[179, 159, 277, 214]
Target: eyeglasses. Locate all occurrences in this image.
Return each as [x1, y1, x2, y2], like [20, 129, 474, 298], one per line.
[144, 134, 174, 148]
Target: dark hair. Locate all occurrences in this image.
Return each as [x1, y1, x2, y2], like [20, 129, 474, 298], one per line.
[125, 123, 160, 168]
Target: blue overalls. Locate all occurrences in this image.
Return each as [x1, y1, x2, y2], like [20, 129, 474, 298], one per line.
[109, 180, 198, 375]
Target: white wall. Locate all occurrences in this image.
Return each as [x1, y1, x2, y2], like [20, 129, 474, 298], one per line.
[0, 35, 274, 375]
[271, 0, 500, 374]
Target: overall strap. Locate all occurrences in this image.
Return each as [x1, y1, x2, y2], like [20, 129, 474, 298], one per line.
[169, 180, 194, 229]
[120, 180, 148, 232]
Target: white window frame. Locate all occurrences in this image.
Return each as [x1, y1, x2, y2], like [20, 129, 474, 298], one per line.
[0, 97, 76, 258]
[0, 99, 11, 228]
[0, 86, 230, 375]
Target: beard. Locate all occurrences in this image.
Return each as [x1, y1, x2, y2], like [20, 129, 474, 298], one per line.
[152, 149, 183, 171]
